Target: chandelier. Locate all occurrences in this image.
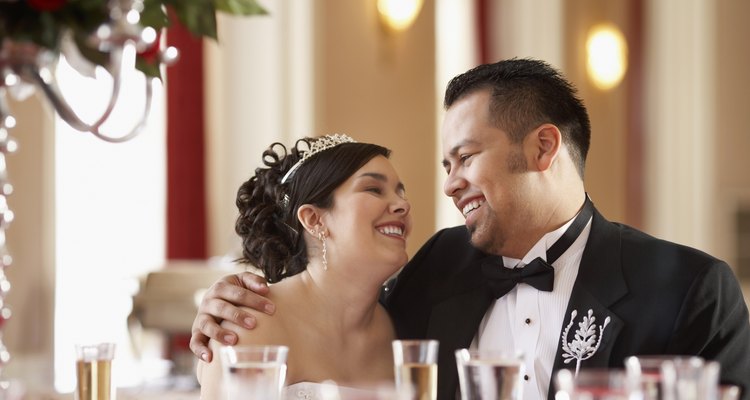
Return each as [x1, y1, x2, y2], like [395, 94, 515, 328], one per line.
[0, 0, 266, 384]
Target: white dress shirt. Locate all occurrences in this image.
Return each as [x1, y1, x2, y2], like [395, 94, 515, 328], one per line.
[473, 212, 592, 400]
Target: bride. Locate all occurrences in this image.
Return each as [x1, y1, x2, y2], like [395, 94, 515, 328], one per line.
[197, 134, 412, 399]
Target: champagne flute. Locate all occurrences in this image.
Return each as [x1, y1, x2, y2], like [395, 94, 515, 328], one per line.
[75, 342, 115, 400]
[392, 340, 439, 400]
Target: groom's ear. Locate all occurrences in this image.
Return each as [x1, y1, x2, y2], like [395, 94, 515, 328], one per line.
[527, 123, 562, 172]
[297, 204, 322, 235]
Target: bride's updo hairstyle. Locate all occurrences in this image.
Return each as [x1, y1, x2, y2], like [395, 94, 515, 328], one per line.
[235, 135, 390, 283]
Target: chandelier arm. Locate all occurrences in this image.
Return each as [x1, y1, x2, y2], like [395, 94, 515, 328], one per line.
[24, 65, 106, 133]
[89, 77, 153, 143]
[22, 56, 151, 143]
[88, 46, 125, 130]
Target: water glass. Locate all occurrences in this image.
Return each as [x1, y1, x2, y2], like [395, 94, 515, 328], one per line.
[392, 340, 439, 400]
[660, 358, 719, 400]
[555, 368, 641, 400]
[0, 379, 25, 400]
[625, 356, 719, 400]
[625, 355, 669, 400]
[287, 380, 414, 400]
[455, 349, 524, 400]
[718, 385, 741, 400]
[343, 382, 415, 400]
[219, 345, 289, 400]
[75, 342, 115, 400]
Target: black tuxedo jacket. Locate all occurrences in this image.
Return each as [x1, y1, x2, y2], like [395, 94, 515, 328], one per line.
[382, 206, 750, 400]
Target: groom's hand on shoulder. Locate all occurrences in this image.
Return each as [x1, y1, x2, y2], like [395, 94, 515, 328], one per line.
[189, 271, 276, 362]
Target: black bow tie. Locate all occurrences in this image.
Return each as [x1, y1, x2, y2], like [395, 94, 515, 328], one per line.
[482, 196, 594, 299]
[482, 257, 555, 298]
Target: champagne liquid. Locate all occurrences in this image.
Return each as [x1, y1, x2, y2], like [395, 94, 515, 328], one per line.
[457, 360, 522, 400]
[76, 360, 112, 400]
[640, 372, 663, 400]
[396, 363, 437, 400]
[224, 361, 286, 400]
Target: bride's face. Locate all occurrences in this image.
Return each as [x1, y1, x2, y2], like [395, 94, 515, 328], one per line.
[322, 155, 412, 278]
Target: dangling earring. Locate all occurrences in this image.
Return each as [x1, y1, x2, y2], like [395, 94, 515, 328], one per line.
[317, 229, 328, 271]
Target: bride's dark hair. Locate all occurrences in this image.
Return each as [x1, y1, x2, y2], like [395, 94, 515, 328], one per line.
[235, 137, 390, 283]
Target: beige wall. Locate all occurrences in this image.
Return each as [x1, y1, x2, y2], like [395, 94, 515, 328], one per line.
[313, 0, 437, 256]
[205, 0, 437, 258]
[715, 0, 750, 273]
[561, 0, 750, 279]
[4, 94, 55, 383]
[563, 0, 630, 225]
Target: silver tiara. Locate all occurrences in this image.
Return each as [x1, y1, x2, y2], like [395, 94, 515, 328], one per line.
[280, 134, 356, 184]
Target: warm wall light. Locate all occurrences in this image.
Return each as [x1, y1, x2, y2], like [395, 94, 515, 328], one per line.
[377, 0, 424, 31]
[586, 23, 628, 90]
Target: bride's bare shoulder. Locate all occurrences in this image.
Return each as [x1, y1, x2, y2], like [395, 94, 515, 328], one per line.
[220, 280, 299, 346]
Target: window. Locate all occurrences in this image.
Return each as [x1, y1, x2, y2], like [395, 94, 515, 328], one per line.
[53, 54, 166, 392]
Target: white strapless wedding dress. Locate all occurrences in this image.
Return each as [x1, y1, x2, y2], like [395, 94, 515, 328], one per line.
[283, 381, 395, 400]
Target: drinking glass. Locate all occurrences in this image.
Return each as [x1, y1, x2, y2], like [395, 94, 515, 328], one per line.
[660, 358, 719, 400]
[0, 379, 25, 400]
[555, 368, 641, 400]
[455, 349, 524, 400]
[75, 342, 115, 400]
[290, 380, 414, 400]
[392, 340, 439, 400]
[345, 381, 414, 400]
[219, 345, 289, 400]
[625, 356, 718, 400]
[718, 385, 740, 400]
[625, 355, 669, 400]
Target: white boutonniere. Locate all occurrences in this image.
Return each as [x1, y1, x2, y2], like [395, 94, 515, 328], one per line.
[561, 309, 611, 375]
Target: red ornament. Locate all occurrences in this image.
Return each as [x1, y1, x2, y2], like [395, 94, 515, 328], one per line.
[26, 0, 67, 12]
[138, 29, 162, 64]
[0, 308, 9, 330]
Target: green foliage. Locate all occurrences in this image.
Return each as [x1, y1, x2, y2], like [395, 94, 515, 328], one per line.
[0, 0, 268, 78]
[216, 0, 268, 15]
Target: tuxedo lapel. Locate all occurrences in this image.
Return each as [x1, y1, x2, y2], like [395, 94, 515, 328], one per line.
[547, 208, 628, 399]
[426, 256, 495, 400]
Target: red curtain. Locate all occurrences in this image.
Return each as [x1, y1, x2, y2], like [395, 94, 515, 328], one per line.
[165, 19, 207, 260]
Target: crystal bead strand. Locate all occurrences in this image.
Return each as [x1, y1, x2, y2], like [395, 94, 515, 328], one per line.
[0, 105, 17, 375]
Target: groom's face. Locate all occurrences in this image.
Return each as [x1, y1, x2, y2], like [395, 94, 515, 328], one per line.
[440, 89, 536, 258]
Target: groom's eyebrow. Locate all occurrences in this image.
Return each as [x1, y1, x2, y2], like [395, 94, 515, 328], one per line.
[442, 138, 481, 166]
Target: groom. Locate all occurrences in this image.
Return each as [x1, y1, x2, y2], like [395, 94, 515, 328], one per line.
[189, 59, 750, 400]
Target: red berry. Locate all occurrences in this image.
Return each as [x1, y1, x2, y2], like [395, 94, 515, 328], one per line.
[27, 0, 67, 12]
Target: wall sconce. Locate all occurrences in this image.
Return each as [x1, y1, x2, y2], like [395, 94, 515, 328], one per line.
[586, 22, 628, 90]
[377, 0, 424, 31]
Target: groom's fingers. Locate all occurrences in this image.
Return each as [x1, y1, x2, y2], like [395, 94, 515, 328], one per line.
[190, 271, 278, 361]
